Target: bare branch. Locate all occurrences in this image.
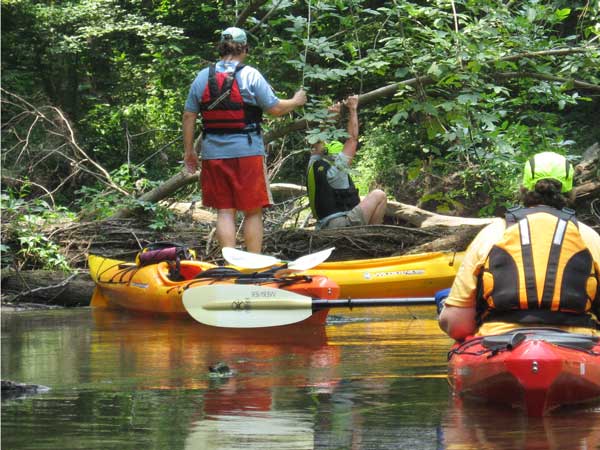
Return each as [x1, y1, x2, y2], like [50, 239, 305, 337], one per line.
[499, 47, 593, 62]
[51, 107, 130, 195]
[494, 71, 600, 91]
[7, 273, 79, 302]
[235, 0, 269, 28]
[1, 88, 130, 197]
[249, 0, 284, 33]
[0, 176, 56, 207]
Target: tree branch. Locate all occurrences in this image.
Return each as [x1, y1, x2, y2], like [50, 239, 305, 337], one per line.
[235, 0, 269, 28]
[109, 169, 199, 219]
[264, 75, 433, 144]
[249, 0, 284, 33]
[495, 71, 600, 91]
[1, 88, 130, 196]
[499, 47, 593, 62]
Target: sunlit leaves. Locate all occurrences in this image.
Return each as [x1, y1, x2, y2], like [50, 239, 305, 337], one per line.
[3, 0, 599, 219]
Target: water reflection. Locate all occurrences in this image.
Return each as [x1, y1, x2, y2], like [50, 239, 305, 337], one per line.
[441, 400, 600, 450]
[186, 412, 314, 449]
[92, 310, 343, 449]
[90, 309, 340, 393]
[3, 307, 599, 450]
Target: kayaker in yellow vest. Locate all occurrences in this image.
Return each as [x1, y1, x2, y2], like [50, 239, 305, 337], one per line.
[439, 151, 600, 340]
[306, 95, 387, 229]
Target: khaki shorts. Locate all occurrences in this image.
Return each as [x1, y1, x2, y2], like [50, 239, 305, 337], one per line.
[320, 205, 366, 229]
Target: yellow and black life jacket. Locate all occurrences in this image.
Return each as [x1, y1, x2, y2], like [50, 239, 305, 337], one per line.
[306, 158, 360, 220]
[477, 205, 599, 328]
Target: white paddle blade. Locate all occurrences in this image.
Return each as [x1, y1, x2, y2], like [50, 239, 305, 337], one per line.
[182, 285, 314, 328]
[287, 247, 335, 271]
[221, 247, 281, 269]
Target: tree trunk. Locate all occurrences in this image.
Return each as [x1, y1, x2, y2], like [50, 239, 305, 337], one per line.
[385, 201, 494, 228]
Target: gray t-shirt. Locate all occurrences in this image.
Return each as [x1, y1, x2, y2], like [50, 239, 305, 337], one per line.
[308, 152, 352, 189]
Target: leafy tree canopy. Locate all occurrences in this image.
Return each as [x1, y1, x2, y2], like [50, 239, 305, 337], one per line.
[2, 0, 599, 219]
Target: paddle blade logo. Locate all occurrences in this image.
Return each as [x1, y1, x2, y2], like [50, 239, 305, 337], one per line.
[231, 300, 251, 311]
[251, 290, 277, 298]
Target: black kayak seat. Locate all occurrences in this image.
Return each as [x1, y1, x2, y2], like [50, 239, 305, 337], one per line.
[194, 266, 278, 282]
[194, 267, 243, 279]
[482, 328, 599, 351]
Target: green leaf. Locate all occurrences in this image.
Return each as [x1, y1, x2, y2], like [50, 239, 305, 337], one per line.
[554, 8, 571, 21]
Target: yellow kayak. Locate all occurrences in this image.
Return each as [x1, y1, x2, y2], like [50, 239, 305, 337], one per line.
[88, 253, 338, 322]
[304, 251, 463, 298]
[89, 254, 215, 314]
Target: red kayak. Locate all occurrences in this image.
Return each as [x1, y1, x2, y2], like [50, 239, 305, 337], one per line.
[447, 328, 600, 416]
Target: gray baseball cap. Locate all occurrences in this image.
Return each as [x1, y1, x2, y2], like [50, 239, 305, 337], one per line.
[221, 27, 247, 44]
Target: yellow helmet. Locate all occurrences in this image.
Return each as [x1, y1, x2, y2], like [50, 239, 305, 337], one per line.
[523, 152, 574, 193]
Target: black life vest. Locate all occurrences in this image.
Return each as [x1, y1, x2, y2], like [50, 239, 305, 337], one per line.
[198, 64, 263, 134]
[477, 205, 599, 328]
[306, 158, 360, 220]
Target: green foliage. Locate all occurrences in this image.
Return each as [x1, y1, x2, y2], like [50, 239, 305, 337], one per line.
[1, 185, 75, 271]
[2, 0, 599, 226]
[75, 163, 176, 230]
[353, 124, 422, 196]
[139, 202, 176, 231]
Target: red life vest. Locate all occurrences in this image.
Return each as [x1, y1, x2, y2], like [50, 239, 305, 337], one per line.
[198, 64, 262, 134]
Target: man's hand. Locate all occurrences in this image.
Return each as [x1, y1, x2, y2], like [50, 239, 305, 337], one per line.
[327, 101, 342, 119]
[344, 95, 359, 110]
[184, 151, 198, 174]
[266, 89, 307, 116]
[293, 89, 307, 107]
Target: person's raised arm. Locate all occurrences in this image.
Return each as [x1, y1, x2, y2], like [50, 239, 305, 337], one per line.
[265, 89, 307, 117]
[342, 95, 359, 162]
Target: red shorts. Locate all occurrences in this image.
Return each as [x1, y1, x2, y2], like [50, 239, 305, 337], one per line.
[201, 156, 273, 211]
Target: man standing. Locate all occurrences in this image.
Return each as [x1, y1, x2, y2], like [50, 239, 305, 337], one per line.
[306, 95, 387, 229]
[183, 27, 306, 253]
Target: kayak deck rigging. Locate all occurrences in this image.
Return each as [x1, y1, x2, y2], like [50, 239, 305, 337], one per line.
[448, 328, 600, 359]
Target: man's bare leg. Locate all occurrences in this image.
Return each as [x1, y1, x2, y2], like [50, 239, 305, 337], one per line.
[243, 207, 263, 253]
[358, 189, 387, 224]
[216, 209, 237, 248]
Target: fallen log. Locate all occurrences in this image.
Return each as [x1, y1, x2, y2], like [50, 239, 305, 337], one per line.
[270, 183, 496, 228]
[1, 380, 51, 400]
[2, 270, 95, 307]
[109, 170, 199, 220]
[166, 202, 216, 223]
[385, 201, 493, 228]
[107, 140, 599, 225]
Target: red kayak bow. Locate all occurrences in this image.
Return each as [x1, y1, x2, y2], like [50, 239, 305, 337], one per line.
[448, 328, 600, 416]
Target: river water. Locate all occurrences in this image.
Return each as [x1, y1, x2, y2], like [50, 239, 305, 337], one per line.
[2, 306, 600, 449]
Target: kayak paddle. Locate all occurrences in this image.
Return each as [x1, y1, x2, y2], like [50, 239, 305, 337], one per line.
[182, 285, 434, 328]
[222, 247, 335, 270]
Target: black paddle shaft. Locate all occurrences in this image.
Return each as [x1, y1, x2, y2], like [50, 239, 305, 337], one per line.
[311, 297, 435, 311]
